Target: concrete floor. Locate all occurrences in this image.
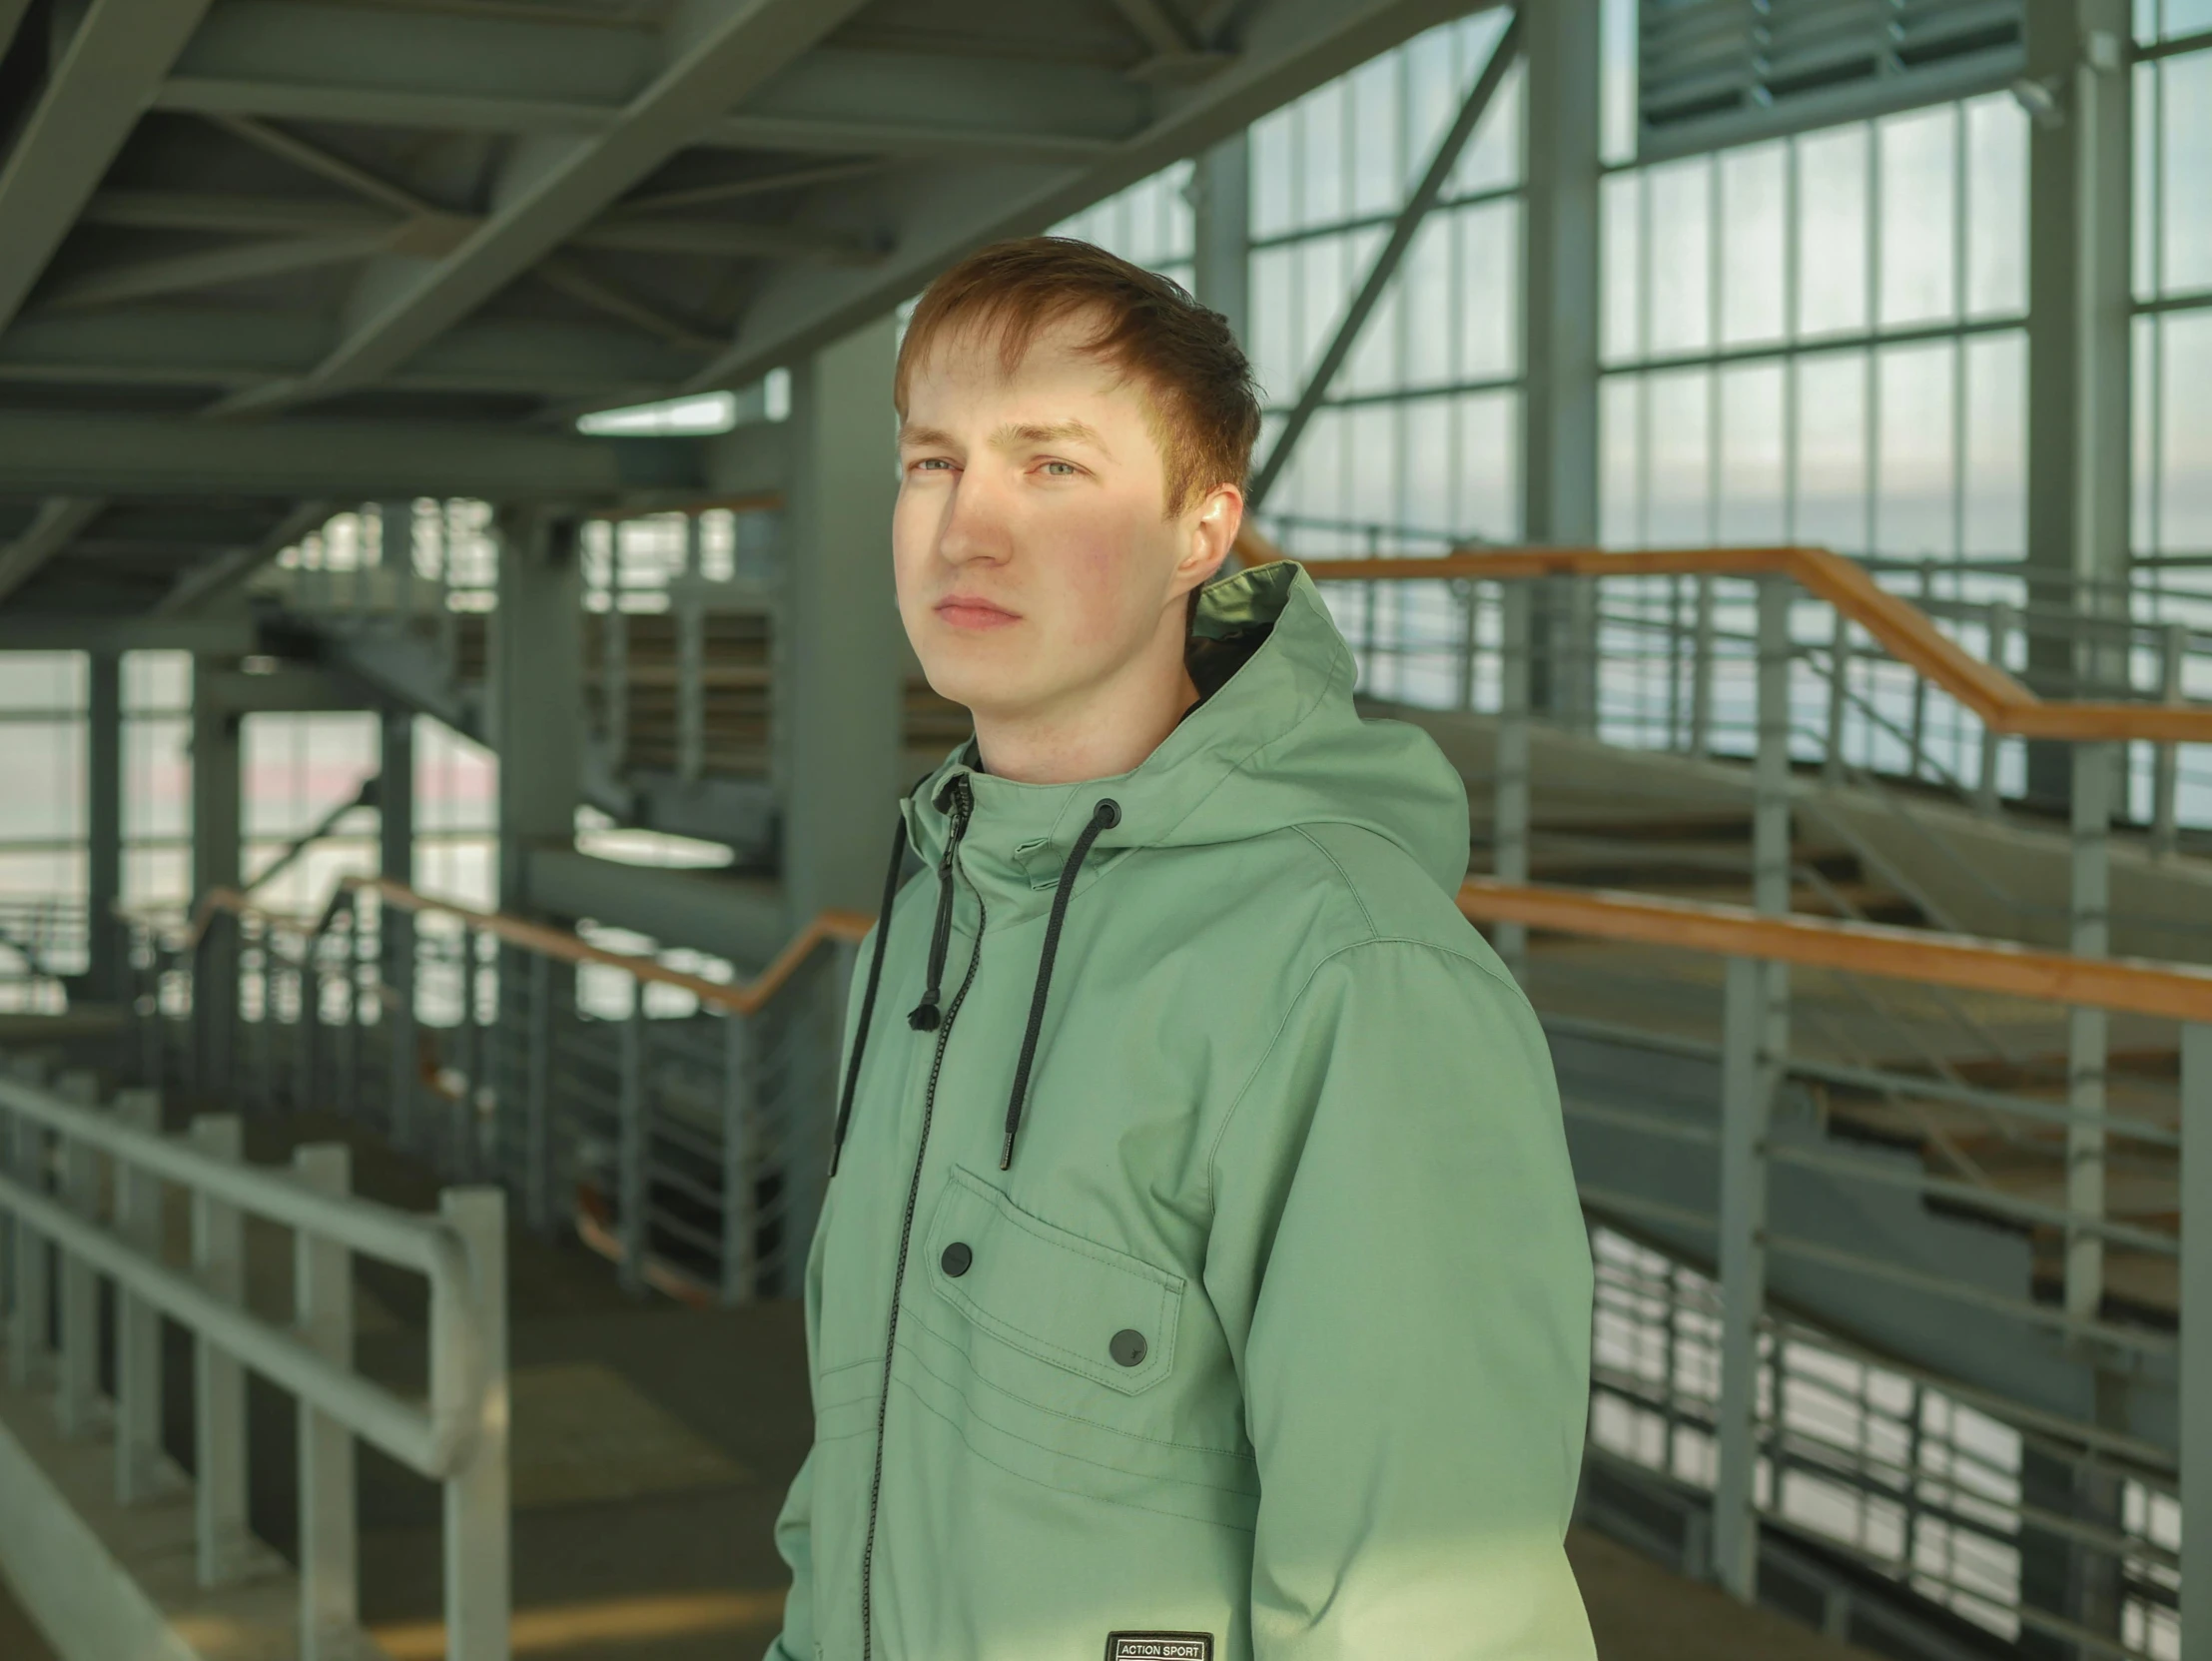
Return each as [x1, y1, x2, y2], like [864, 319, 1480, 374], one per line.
[0, 1105, 1880, 1661]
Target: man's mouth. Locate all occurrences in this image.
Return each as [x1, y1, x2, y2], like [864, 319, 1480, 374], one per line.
[936, 596, 1020, 630]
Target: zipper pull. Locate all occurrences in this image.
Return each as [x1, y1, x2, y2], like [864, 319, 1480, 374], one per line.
[906, 776, 974, 1032]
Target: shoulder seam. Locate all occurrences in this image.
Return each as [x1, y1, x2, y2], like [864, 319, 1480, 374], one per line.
[1287, 822, 1378, 938]
[1200, 936, 1523, 1211]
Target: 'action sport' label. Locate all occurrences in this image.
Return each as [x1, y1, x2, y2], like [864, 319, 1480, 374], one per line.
[1106, 1635, 1213, 1661]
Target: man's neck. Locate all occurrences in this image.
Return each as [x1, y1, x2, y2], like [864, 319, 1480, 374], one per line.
[972, 654, 1202, 785]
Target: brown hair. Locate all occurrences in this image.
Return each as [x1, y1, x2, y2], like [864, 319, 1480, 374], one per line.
[894, 236, 1261, 519]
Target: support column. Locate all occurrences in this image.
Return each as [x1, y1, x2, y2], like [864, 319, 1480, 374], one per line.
[1522, 0, 1601, 729]
[780, 315, 904, 1293]
[379, 708, 412, 893]
[190, 663, 242, 1082]
[780, 314, 905, 930]
[85, 648, 122, 1002]
[491, 508, 583, 916]
[1190, 133, 1250, 348]
[378, 706, 414, 1082]
[2022, 1, 2131, 808]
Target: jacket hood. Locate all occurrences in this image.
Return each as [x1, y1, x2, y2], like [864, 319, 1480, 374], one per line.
[897, 558, 1473, 921]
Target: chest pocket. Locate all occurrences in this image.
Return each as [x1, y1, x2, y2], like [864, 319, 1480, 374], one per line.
[921, 1164, 1181, 1395]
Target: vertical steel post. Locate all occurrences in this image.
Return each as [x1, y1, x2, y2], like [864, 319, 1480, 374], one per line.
[382, 500, 416, 629]
[1689, 574, 1717, 756]
[2180, 1023, 2210, 1661]
[1977, 602, 2015, 817]
[54, 1072, 101, 1437]
[293, 1143, 358, 1660]
[524, 952, 553, 1238]
[136, 926, 162, 1091]
[719, 1012, 757, 1305]
[389, 905, 416, 1152]
[1713, 955, 1770, 1602]
[2066, 743, 2112, 1321]
[618, 987, 647, 1296]
[677, 516, 705, 785]
[1907, 560, 1934, 778]
[1456, 579, 1479, 714]
[1754, 577, 1794, 1077]
[5, 1057, 52, 1392]
[457, 929, 481, 1181]
[256, 929, 279, 1115]
[603, 532, 629, 775]
[1823, 605, 1848, 783]
[1494, 581, 1533, 981]
[112, 1088, 168, 1503]
[2150, 621, 2185, 859]
[190, 1113, 252, 1586]
[338, 902, 361, 1123]
[436, 1187, 510, 1661]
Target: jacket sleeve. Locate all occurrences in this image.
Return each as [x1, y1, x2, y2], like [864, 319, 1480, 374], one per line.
[1203, 939, 1595, 1660]
[763, 1443, 816, 1661]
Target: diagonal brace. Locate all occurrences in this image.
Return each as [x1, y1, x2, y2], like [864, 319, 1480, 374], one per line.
[1246, 10, 1524, 511]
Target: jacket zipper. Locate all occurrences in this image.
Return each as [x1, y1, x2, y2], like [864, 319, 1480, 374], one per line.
[859, 775, 981, 1661]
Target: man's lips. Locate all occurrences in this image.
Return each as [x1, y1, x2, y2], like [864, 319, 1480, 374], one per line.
[935, 597, 1020, 628]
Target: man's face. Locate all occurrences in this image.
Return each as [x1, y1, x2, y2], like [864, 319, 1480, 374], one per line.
[893, 314, 1232, 729]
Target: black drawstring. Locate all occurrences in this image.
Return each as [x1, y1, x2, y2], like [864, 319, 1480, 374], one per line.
[827, 778, 1120, 1179]
[907, 776, 973, 1031]
[827, 813, 913, 1179]
[999, 797, 1120, 1171]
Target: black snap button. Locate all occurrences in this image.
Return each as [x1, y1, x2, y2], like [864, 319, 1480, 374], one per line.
[1108, 1328, 1147, 1367]
[940, 1242, 973, 1277]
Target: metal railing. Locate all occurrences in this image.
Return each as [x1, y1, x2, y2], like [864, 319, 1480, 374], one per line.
[122, 875, 868, 1306]
[1236, 523, 2212, 858]
[1451, 876, 2209, 1660]
[0, 1055, 508, 1660]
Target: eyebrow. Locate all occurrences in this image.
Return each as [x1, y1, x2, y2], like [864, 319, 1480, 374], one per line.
[896, 418, 1113, 456]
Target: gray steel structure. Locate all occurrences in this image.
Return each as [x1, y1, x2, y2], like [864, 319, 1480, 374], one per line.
[0, 0, 1492, 617]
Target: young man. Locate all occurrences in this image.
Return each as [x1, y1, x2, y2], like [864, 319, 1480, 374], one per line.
[767, 237, 1595, 1661]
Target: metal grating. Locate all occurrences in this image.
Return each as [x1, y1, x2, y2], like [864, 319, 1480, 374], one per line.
[1639, 0, 2025, 157]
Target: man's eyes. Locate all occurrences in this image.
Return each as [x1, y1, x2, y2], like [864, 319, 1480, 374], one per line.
[902, 456, 1082, 476]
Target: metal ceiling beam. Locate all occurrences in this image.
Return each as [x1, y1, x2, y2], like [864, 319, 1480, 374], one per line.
[200, 0, 879, 419]
[0, 498, 107, 605]
[156, 77, 1127, 162]
[1246, 10, 1522, 509]
[533, 257, 721, 352]
[0, 0, 32, 59]
[39, 232, 392, 311]
[681, 0, 1490, 395]
[0, 308, 703, 395]
[0, 615, 255, 650]
[616, 157, 885, 214]
[572, 217, 880, 264]
[0, 410, 704, 497]
[0, 0, 223, 335]
[80, 189, 878, 263]
[84, 191, 393, 236]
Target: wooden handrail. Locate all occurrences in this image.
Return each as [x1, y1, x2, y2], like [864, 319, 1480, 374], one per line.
[345, 877, 871, 1017]
[136, 879, 870, 1017]
[143, 871, 2210, 1026]
[1456, 876, 2212, 1024]
[1230, 526, 2212, 745]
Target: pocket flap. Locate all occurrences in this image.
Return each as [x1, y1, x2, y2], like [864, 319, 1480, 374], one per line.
[922, 1165, 1182, 1394]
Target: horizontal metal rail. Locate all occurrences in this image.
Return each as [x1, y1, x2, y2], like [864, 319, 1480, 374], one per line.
[0, 1165, 469, 1475]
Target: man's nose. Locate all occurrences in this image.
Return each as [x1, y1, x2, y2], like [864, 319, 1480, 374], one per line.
[937, 470, 1013, 565]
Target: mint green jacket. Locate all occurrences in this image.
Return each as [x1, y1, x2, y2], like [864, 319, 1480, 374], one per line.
[769, 560, 1595, 1661]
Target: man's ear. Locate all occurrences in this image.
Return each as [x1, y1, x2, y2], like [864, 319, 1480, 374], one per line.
[1178, 482, 1244, 591]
